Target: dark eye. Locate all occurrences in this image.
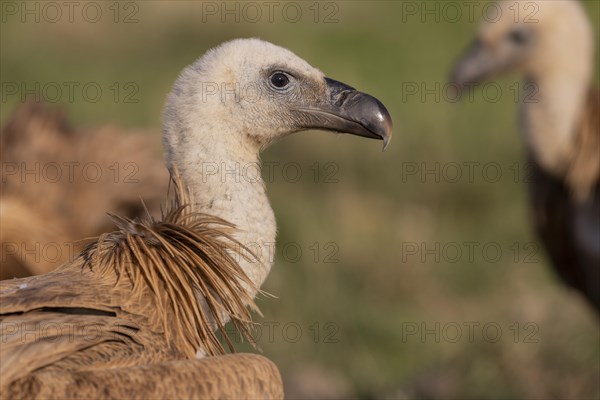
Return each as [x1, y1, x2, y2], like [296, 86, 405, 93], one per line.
[270, 72, 290, 88]
[508, 29, 528, 45]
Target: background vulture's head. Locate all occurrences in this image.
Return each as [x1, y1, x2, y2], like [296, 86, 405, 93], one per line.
[451, 0, 594, 87]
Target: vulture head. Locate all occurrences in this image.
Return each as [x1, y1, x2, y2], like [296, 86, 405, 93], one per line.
[164, 38, 393, 162]
[450, 0, 594, 88]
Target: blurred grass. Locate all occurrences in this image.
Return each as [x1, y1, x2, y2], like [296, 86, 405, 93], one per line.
[2, 1, 599, 399]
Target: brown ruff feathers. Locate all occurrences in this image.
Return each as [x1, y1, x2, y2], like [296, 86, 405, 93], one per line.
[566, 87, 600, 202]
[81, 168, 261, 357]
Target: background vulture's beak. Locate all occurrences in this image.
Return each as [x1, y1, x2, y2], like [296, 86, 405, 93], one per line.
[296, 77, 393, 150]
[450, 40, 508, 92]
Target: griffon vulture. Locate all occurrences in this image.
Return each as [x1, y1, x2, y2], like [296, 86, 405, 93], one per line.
[1, 102, 168, 279]
[450, 0, 599, 311]
[0, 39, 392, 398]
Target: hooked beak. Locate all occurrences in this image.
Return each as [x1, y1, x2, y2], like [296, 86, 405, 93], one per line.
[294, 78, 393, 150]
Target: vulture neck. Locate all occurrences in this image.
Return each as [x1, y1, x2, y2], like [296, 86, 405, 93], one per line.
[521, 51, 592, 179]
[166, 122, 276, 296]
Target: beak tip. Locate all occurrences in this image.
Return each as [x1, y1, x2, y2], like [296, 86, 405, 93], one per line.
[382, 131, 391, 151]
[372, 101, 393, 152]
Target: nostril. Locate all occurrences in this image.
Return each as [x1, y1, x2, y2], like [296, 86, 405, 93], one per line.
[334, 90, 352, 107]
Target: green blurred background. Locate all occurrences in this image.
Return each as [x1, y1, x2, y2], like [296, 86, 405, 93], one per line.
[1, 1, 599, 398]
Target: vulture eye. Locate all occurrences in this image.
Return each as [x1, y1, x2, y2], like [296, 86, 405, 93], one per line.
[270, 72, 290, 89]
[508, 29, 528, 45]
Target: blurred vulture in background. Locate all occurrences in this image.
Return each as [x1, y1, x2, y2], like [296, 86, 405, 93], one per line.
[451, 0, 599, 311]
[0, 102, 168, 279]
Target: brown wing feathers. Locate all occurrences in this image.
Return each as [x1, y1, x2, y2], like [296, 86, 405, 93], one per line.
[5, 354, 284, 400]
[0, 102, 169, 280]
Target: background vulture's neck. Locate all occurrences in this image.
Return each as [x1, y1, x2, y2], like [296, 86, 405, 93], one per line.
[166, 121, 276, 295]
[520, 48, 593, 178]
